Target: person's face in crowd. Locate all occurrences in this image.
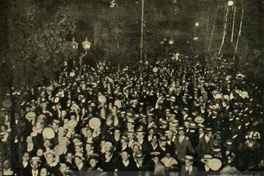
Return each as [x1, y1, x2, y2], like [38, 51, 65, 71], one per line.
[127, 122, 134, 131]
[26, 136, 33, 143]
[89, 159, 98, 168]
[199, 128, 204, 134]
[61, 111, 67, 118]
[121, 151, 129, 161]
[70, 115, 76, 121]
[43, 139, 51, 148]
[149, 129, 155, 135]
[46, 153, 55, 164]
[170, 126, 177, 133]
[206, 131, 213, 138]
[178, 130, 184, 136]
[38, 115, 45, 123]
[87, 129, 92, 137]
[121, 138, 128, 146]
[74, 157, 82, 166]
[136, 132, 144, 141]
[185, 159, 193, 167]
[40, 168, 48, 176]
[81, 84, 86, 90]
[40, 92, 46, 98]
[26, 107, 30, 112]
[165, 153, 171, 159]
[58, 128, 65, 137]
[166, 133, 173, 139]
[85, 144, 93, 153]
[37, 149, 44, 157]
[184, 121, 189, 129]
[52, 122, 59, 130]
[152, 156, 159, 164]
[151, 135, 158, 145]
[66, 153, 73, 162]
[104, 144, 112, 153]
[59, 163, 68, 174]
[31, 162, 39, 170]
[22, 152, 30, 162]
[133, 145, 140, 153]
[41, 104, 48, 111]
[160, 140, 167, 147]
[127, 133, 134, 140]
[64, 119, 69, 125]
[136, 157, 144, 165]
[81, 128, 88, 137]
[161, 124, 167, 129]
[67, 100, 71, 106]
[114, 129, 121, 138]
[75, 146, 83, 153]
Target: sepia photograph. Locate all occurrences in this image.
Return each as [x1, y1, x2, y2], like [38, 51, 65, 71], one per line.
[0, 0, 264, 175]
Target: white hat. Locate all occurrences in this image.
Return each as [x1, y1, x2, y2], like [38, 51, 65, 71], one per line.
[89, 118, 101, 129]
[208, 158, 222, 171]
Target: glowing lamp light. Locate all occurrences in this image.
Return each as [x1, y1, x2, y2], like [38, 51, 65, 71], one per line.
[195, 22, 199, 27]
[71, 37, 78, 50]
[169, 39, 175, 45]
[82, 37, 91, 51]
[228, 0, 234, 7]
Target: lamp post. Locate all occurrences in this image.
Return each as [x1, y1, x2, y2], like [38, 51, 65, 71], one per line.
[140, 0, 145, 63]
[161, 38, 175, 60]
[71, 37, 91, 74]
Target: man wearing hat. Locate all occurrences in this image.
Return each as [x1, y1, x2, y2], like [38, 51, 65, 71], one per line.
[117, 150, 137, 172]
[133, 151, 151, 175]
[135, 130, 151, 154]
[26, 157, 42, 176]
[43, 150, 60, 176]
[180, 155, 197, 176]
[150, 151, 166, 176]
[196, 127, 214, 160]
[73, 152, 87, 172]
[174, 127, 195, 164]
[222, 139, 237, 167]
[87, 153, 104, 175]
[197, 154, 214, 171]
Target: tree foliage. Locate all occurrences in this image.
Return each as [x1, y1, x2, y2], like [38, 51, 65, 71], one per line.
[7, 0, 79, 88]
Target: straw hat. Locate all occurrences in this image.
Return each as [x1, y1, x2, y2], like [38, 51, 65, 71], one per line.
[208, 158, 222, 171]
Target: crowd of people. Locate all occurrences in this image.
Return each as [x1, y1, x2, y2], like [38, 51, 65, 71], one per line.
[0, 53, 264, 176]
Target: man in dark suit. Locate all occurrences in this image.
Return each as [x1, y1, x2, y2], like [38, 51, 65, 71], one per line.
[25, 157, 42, 176]
[174, 127, 195, 164]
[196, 128, 214, 160]
[18, 152, 31, 176]
[180, 155, 197, 176]
[72, 153, 88, 172]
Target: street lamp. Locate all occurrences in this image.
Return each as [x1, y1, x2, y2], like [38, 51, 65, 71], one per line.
[227, 0, 234, 7]
[71, 37, 91, 74]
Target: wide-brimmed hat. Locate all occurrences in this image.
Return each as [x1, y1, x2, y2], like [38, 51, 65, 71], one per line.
[150, 151, 160, 157]
[135, 151, 145, 159]
[208, 158, 222, 171]
[25, 112, 36, 121]
[195, 116, 204, 124]
[131, 142, 142, 151]
[42, 127, 55, 139]
[89, 117, 101, 129]
[44, 150, 58, 160]
[201, 154, 212, 163]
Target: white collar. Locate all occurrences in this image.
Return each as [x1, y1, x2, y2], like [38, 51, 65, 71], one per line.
[77, 162, 84, 170]
[123, 160, 130, 166]
[186, 165, 193, 172]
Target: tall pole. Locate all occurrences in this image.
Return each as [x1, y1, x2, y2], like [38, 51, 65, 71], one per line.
[140, 0, 144, 62]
